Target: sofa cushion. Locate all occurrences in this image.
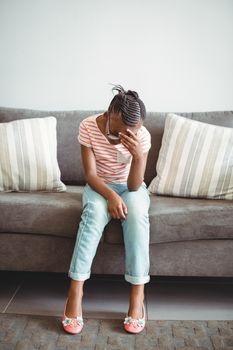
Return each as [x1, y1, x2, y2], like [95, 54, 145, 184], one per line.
[105, 194, 233, 244]
[0, 186, 82, 237]
[0, 186, 232, 244]
[148, 113, 233, 200]
[0, 116, 66, 192]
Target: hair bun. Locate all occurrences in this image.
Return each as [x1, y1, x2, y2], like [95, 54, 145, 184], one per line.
[110, 84, 126, 95]
[126, 90, 139, 99]
[109, 84, 139, 100]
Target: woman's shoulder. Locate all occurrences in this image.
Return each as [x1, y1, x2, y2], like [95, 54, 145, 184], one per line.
[80, 114, 98, 124]
[138, 125, 151, 139]
[79, 114, 101, 131]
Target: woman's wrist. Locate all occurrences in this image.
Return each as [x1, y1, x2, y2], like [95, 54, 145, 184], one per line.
[132, 153, 144, 162]
[106, 190, 118, 201]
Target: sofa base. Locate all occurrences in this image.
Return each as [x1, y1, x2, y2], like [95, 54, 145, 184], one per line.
[0, 233, 232, 277]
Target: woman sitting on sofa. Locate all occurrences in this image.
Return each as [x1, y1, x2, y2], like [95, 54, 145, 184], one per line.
[62, 84, 152, 334]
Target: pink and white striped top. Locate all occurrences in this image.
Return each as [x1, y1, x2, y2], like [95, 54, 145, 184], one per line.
[77, 114, 151, 184]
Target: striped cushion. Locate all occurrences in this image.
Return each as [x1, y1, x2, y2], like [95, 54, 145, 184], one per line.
[0, 116, 66, 192]
[148, 113, 233, 200]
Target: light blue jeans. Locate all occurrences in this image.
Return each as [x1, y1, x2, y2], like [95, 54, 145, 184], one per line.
[68, 181, 151, 285]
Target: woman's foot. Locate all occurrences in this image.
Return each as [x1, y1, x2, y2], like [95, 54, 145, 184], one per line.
[123, 285, 146, 334]
[62, 282, 84, 334]
[127, 305, 143, 319]
[62, 297, 84, 334]
[65, 292, 83, 318]
[124, 302, 146, 334]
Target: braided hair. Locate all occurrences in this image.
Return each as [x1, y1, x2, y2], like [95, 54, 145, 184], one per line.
[107, 84, 146, 126]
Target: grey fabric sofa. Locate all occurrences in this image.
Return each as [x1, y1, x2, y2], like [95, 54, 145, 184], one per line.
[0, 107, 233, 277]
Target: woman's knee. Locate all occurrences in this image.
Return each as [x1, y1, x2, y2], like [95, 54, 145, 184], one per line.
[82, 185, 111, 222]
[83, 199, 109, 221]
[121, 190, 150, 216]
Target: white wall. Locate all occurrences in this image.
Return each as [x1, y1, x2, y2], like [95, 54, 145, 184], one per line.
[0, 0, 232, 112]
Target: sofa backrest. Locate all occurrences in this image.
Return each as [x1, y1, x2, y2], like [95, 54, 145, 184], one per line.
[0, 107, 233, 186]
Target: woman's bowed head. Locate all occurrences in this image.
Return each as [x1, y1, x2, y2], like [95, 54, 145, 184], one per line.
[105, 84, 147, 160]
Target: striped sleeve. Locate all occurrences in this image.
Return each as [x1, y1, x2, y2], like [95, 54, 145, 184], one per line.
[77, 120, 92, 147]
[140, 127, 151, 153]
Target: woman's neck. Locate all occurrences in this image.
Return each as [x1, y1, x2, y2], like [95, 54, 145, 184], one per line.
[96, 112, 107, 133]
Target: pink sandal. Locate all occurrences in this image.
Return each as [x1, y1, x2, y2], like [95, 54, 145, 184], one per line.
[123, 302, 146, 334]
[61, 298, 84, 334]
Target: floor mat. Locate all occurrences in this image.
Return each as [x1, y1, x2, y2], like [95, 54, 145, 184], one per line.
[0, 313, 233, 349]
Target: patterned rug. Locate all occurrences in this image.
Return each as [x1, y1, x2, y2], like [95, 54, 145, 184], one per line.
[0, 313, 233, 350]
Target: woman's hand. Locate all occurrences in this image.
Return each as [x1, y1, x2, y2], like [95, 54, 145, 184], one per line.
[119, 129, 143, 160]
[107, 192, 128, 220]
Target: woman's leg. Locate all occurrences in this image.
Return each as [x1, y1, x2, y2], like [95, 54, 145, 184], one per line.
[65, 280, 85, 318]
[120, 183, 150, 319]
[65, 184, 111, 318]
[128, 284, 145, 319]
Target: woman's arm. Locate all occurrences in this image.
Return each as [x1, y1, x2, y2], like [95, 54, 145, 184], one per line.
[81, 144, 115, 200]
[127, 151, 149, 191]
[119, 129, 150, 191]
[81, 145, 128, 219]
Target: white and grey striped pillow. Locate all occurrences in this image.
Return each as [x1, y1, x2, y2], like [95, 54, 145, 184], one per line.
[148, 113, 233, 200]
[0, 116, 66, 192]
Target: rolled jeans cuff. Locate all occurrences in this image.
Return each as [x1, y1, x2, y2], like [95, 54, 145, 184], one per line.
[125, 274, 150, 285]
[68, 270, 91, 281]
